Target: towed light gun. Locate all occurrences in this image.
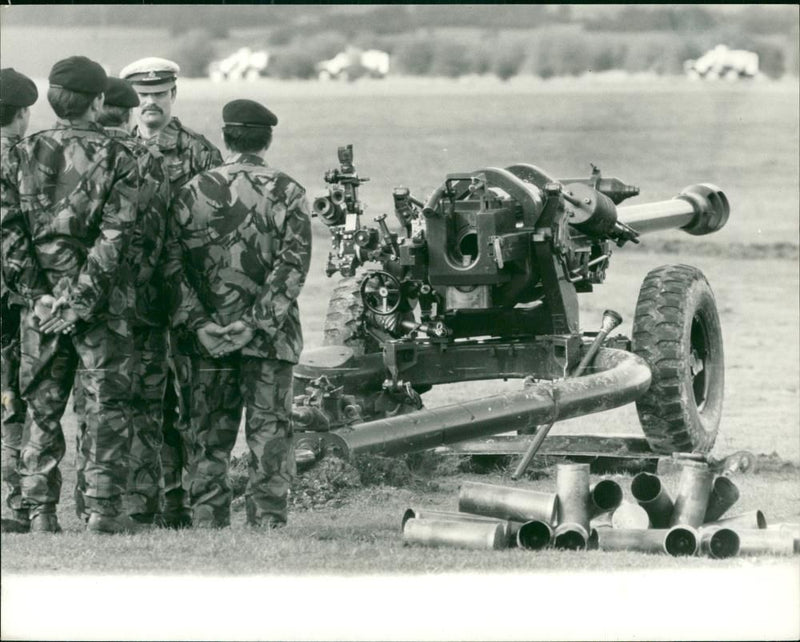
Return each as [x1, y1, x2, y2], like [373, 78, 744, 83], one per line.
[297, 145, 729, 465]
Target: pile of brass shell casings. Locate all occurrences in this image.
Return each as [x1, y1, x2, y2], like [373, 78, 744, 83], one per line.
[457, 480, 557, 523]
[554, 463, 592, 550]
[400, 459, 798, 557]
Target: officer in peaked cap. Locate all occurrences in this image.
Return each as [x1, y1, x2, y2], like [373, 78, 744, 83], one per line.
[119, 58, 181, 136]
[119, 54, 222, 530]
[88, 74, 174, 529]
[120, 57, 179, 94]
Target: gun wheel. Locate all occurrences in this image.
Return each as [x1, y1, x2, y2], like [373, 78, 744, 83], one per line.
[322, 273, 427, 420]
[323, 274, 380, 356]
[632, 265, 724, 454]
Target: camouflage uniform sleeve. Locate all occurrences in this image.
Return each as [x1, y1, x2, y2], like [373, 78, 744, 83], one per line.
[164, 181, 213, 330]
[242, 180, 312, 339]
[0, 145, 51, 300]
[195, 137, 223, 175]
[68, 145, 140, 321]
[131, 151, 170, 288]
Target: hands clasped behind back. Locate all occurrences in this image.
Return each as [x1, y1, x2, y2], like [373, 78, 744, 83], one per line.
[34, 294, 78, 335]
[197, 320, 255, 358]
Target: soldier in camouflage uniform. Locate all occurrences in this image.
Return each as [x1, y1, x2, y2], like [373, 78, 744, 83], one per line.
[0, 68, 38, 533]
[164, 99, 311, 528]
[121, 57, 222, 527]
[0, 56, 139, 534]
[72, 77, 171, 525]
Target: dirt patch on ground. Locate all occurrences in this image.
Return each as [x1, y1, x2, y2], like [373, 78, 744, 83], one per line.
[229, 451, 454, 512]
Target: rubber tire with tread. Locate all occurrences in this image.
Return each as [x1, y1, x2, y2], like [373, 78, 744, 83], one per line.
[632, 264, 724, 454]
[323, 274, 379, 356]
[322, 273, 426, 418]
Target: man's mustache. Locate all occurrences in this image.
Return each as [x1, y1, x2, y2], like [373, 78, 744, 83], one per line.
[141, 106, 163, 114]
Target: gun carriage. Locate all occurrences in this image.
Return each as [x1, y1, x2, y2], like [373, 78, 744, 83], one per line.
[293, 145, 729, 467]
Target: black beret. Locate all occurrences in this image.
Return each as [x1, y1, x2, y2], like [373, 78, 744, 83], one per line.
[49, 56, 107, 94]
[222, 99, 278, 128]
[0, 68, 39, 107]
[104, 77, 140, 108]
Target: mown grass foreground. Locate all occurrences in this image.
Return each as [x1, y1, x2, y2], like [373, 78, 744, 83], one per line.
[2, 466, 799, 640]
[3, 466, 799, 575]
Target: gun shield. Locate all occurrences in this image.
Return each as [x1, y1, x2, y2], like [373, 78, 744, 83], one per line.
[631, 472, 674, 528]
[703, 475, 740, 523]
[458, 481, 557, 523]
[556, 463, 591, 530]
[589, 478, 623, 518]
[402, 518, 507, 551]
[670, 461, 714, 527]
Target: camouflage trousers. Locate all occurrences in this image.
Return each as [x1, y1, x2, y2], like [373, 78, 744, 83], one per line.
[161, 353, 189, 519]
[19, 310, 133, 518]
[75, 325, 168, 519]
[179, 354, 295, 527]
[1, 299, 27, 520]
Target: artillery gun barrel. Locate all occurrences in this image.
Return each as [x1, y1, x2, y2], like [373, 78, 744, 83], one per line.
[617, 183, 729, 236]
[329, 347, 650, 459]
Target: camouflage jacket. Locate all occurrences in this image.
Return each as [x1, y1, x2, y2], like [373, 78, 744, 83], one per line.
[0, 121, 139, 327]
[165, 153, 312, 362]
[1, 135, 24, 307]
[131, 117, 222, 194]
[104, 126, 171, 327]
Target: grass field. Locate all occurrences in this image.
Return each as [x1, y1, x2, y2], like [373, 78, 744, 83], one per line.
[2, 75, 799, 640]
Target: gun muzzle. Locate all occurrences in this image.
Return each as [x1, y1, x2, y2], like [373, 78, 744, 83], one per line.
[596, 526, 699, 556]
[631, 472, 674, 528]
[402, 518, 507, 550]
[458, 481, 558, 523]
[703, 475, 740, 523]
[617, 183, 729, 236]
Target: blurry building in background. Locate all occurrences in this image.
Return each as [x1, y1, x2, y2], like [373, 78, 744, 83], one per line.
[316, 47, 390, 81]
[684, 45, 760, 81]
[209, 47, 270, 81]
